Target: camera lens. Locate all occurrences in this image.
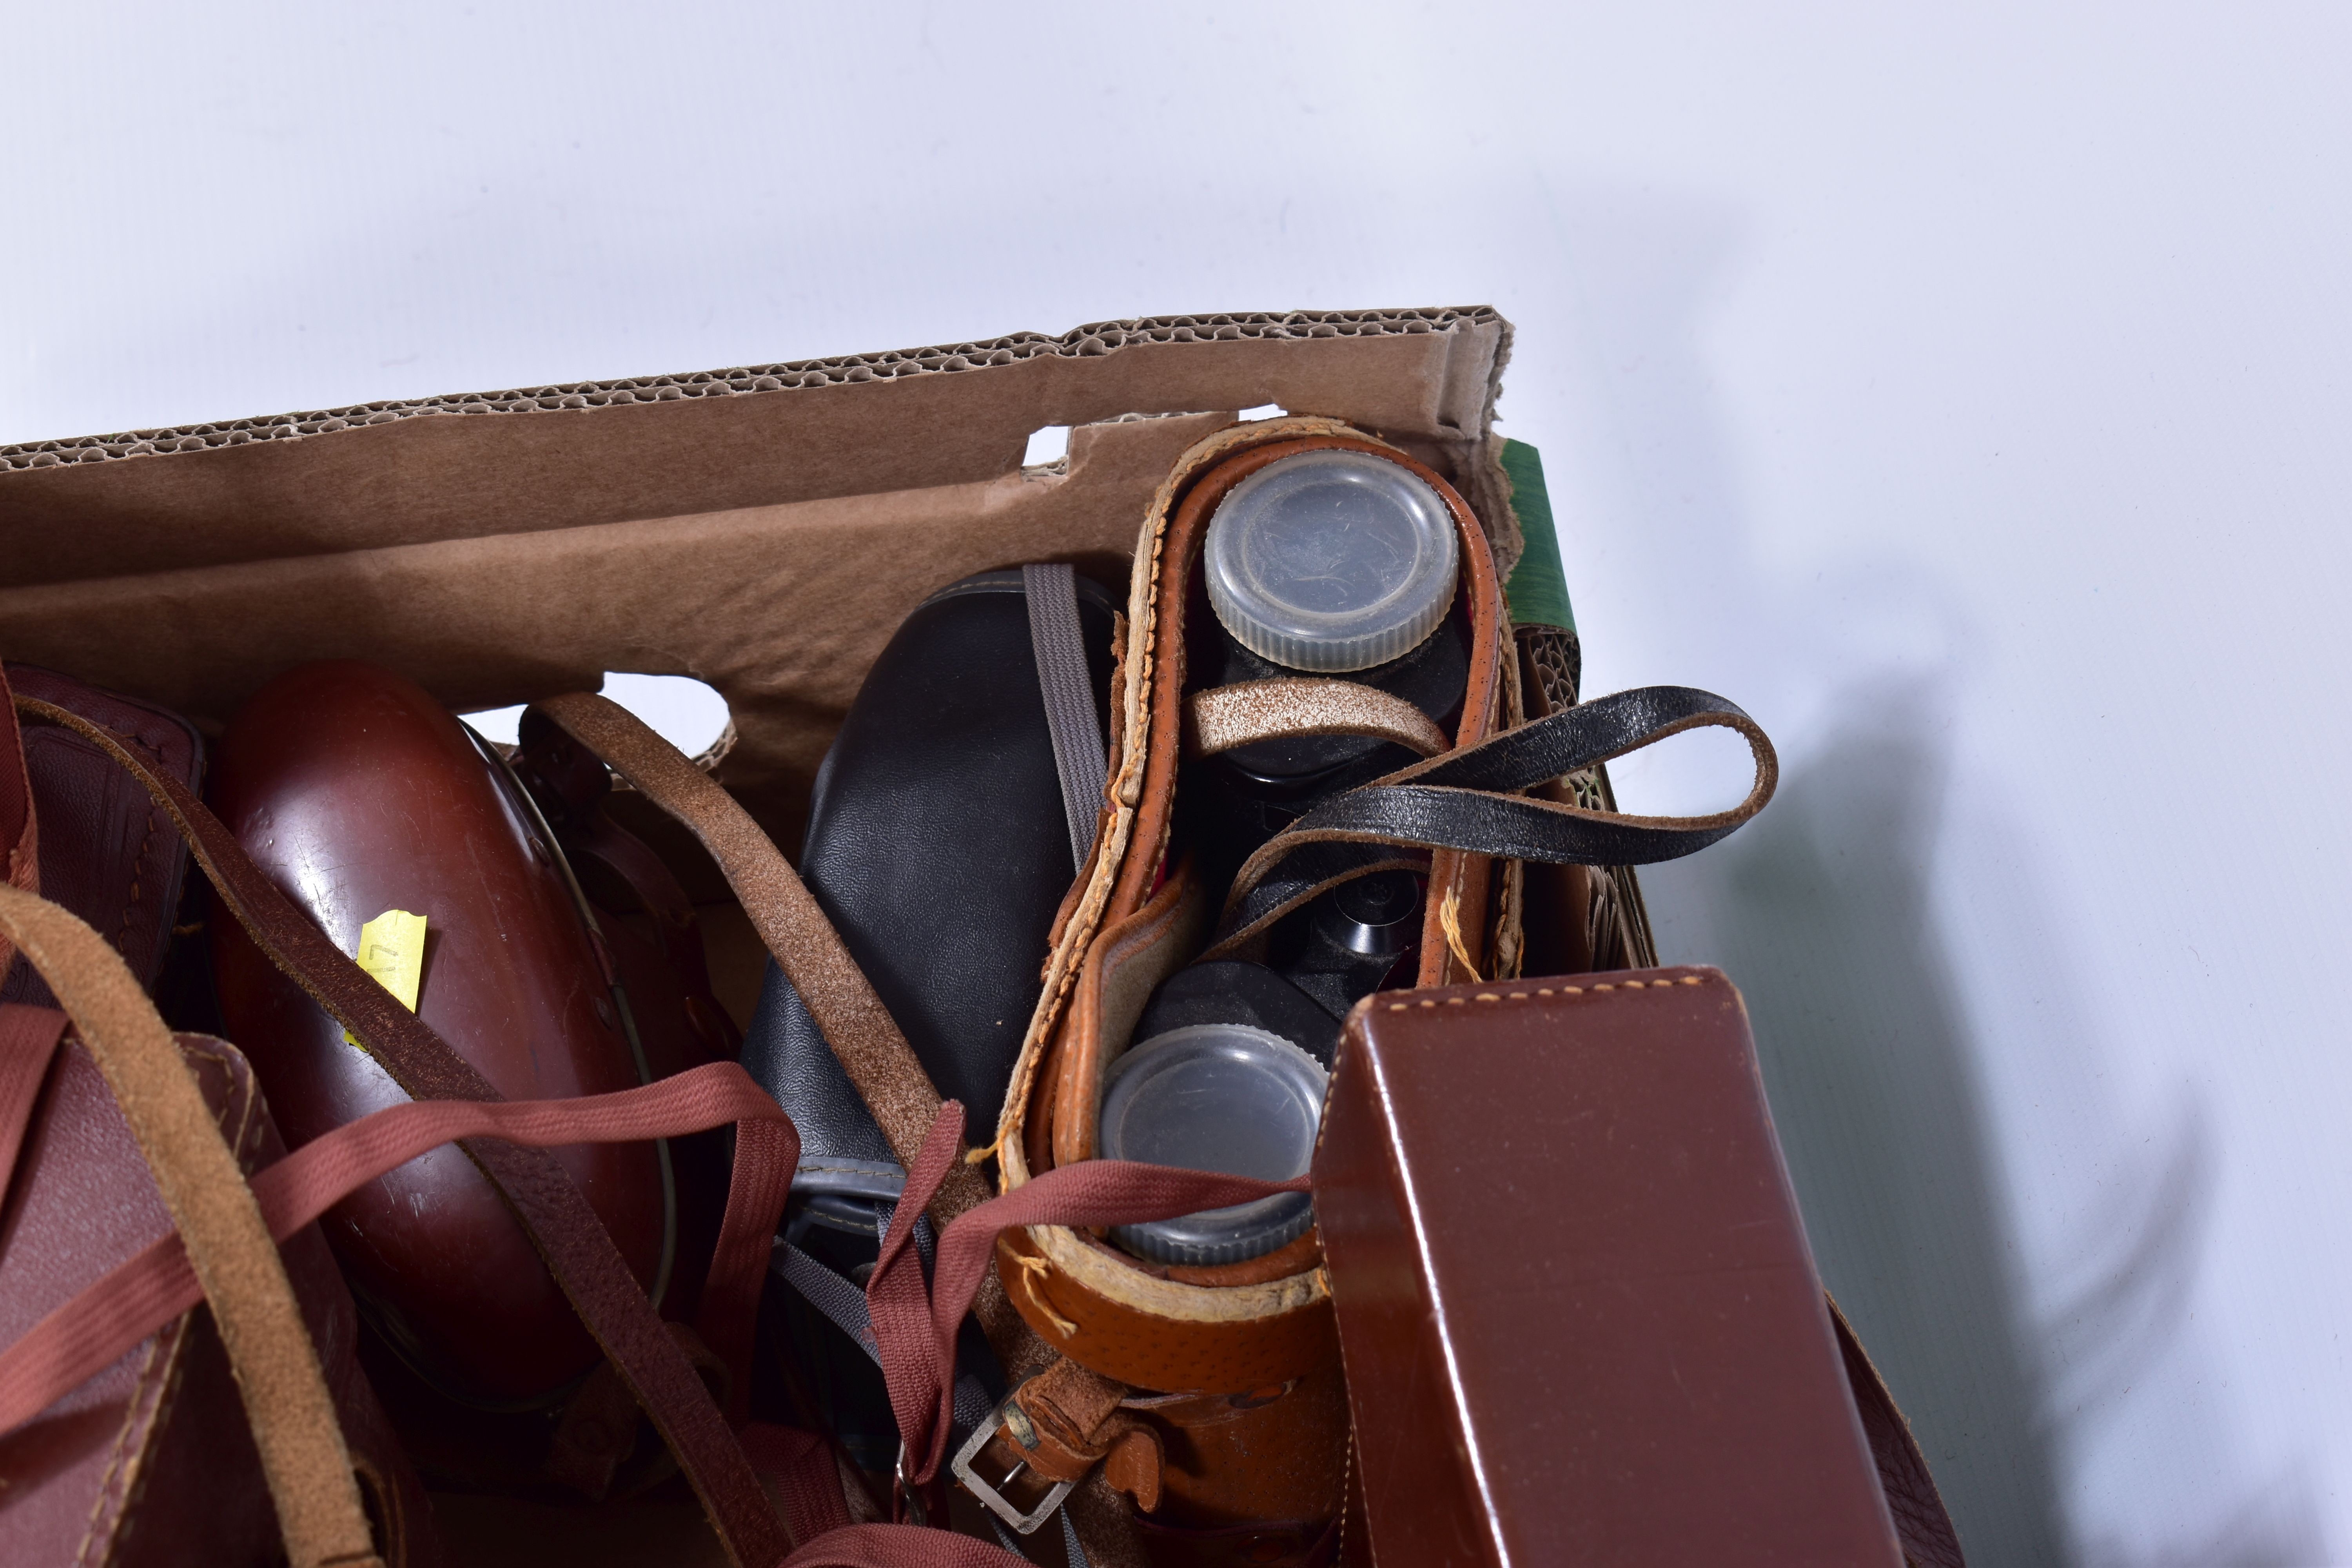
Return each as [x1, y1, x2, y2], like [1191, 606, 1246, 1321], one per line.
[1319, 869, 1423, 958]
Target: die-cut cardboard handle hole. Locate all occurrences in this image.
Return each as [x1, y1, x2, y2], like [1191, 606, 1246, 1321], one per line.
[1024, 425, 1071, 467]
[466, 673, 731, 760]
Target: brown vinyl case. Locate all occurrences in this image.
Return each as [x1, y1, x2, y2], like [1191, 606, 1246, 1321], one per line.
[1315, 967, 1901, 1566]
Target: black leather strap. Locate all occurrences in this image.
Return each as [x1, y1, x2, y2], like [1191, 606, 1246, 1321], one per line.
[1210, 687, 1776, 950]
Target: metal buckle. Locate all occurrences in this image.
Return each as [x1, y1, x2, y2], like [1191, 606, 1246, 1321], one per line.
[951, 1397, 1075, 1535]
[893, 1441, 930, 1528]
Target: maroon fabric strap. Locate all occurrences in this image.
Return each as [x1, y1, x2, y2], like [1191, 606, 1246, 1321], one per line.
[13, 693, 793, 1568]
[740, 1423, 854, 1545]
[777, 1524, 1029, 1568]
[0, 1057, 1033, 1565]
[0, 1004, 67, 1213]
[0, 1060, 793, 1443]
[867, 1103, 1313, 1488]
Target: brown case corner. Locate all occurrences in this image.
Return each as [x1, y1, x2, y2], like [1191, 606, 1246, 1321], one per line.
[1314, 967, 1902, 1566]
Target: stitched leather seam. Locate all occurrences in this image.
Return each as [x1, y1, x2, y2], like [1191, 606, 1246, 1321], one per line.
[174, 1041, 260, 1158]
[69, 1334, 153, 1568]
[104, 725, 180, 970]
[72, 1040, 251, 1568]
[94, 1320, 190, 1568]
[113, 799, 161, 965]
[71, 1318, 184, 1568]
[1378, 972, 1710, 1011]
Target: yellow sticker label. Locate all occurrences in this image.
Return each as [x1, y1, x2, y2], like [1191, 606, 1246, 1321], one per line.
[345, 909, 427, 1046]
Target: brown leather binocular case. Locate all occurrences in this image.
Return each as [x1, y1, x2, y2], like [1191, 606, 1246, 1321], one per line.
[958, 418, 1780, 1557]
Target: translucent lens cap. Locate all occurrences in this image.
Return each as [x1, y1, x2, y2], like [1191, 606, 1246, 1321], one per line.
[1098, 1024, 1327, 1266]
[1204, 450, 1462, 673]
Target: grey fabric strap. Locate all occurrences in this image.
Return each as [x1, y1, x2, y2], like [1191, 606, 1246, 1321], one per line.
[769, 1238, 996, 1439]
[1022, 563, 1109, 871]
[774, 1239, 880, 1359]
[984, 1511, 1089, 1566]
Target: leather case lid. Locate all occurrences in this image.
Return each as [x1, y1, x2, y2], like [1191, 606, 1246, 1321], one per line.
[1314, 967, 1900, 1566]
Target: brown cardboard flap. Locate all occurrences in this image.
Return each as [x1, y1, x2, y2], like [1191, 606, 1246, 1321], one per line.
[0, 310, 1507, 585]
[0, 310, 1512, 847]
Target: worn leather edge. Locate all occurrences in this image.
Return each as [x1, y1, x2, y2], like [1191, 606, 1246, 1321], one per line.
[1184, 679, 1450, 762]
[0, 886, 380, 1568]
[994, 416, 1371, 1171]
[993, 421, 1515, 1366]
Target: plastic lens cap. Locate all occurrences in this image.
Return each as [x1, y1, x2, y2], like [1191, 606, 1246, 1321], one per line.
[1204, 450, 1461, 673]
[1098, 1024, 1327, 1266]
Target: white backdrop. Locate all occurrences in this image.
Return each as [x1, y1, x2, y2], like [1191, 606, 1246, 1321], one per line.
[7, 5, 2347, 1561]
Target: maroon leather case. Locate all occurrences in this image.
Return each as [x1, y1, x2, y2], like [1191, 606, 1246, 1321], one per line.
[0, 1024, 442, 1568]
[1314, 967, 1902, 1566]
[0, 666, 201, 1010]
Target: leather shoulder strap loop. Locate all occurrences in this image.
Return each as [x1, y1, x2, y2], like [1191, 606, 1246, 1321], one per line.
[0, 886, 381, 1568]
[13, 695, 791, 1568]
[525, 693, 995, 1227]
[1398, 684, 1775, 797]
[1185, 678, 1450, 761]
[1212, 686, 1777, 948]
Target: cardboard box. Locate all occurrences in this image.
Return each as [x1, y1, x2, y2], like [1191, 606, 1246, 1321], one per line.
[0, 309, 1527, 858]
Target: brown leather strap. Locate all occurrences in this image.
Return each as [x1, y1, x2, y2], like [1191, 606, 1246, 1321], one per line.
[529, 693, 993, 1225]
[982, 1357, 1163, 1512]
[14, 695, 791, 1568]
[0, 885, 381, 1568]
[1831, 1299, 1967, 1566]
[0, 1004, 69, 1216]
[1184, 678, 1450, 761]
[0, 669, 36, 974]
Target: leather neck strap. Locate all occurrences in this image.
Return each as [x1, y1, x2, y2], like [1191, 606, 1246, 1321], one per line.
[527, 693, 996, 1229]
[1206, 684, 1780, 954]
[1185, 678, 1450, 762]
[12, 695, 792, 1568]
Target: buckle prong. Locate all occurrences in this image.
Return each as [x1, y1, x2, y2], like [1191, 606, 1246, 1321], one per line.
[951, 1398, 1075, 1535]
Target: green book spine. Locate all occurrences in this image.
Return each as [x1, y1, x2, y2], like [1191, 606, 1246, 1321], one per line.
[1497, 439, 1575, 633]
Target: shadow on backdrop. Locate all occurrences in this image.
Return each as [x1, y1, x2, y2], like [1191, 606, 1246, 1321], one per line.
[1545, 178, 2327, 1563]
[1644, 678, 2071, 1564]
[1644, 677, 2327, 1566]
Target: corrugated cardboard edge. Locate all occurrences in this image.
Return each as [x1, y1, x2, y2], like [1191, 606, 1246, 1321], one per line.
[2, 307, 1510, 474]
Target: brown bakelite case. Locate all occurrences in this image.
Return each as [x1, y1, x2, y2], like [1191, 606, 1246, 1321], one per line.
[1315, 968, 1902, 1566]
[208, 661, 679, 1405]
